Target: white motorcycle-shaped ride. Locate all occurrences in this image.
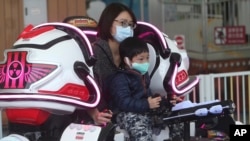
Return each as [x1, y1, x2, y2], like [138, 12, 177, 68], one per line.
[0, 17, 235, 141]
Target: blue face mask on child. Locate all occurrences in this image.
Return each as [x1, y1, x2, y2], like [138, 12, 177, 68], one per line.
[113, 26, 133, 42]
[132, 62, 150, 75]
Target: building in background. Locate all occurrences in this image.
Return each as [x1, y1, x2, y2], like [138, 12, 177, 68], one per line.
[148, 0, 250, 74]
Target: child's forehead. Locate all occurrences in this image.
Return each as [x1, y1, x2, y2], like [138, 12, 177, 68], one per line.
[133, 52, 149, 58]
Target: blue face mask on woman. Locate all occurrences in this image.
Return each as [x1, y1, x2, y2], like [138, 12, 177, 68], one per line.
[114, 26, 133, 42]
[132, 62, 150, 75]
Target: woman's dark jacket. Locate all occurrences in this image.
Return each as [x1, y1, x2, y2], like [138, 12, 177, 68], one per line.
[92, 38, 118, 110]
[92, 38, 118, 92]
[108, 69, 152, 114]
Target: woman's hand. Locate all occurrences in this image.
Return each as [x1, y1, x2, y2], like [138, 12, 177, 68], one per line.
[87, 108, 113, 126]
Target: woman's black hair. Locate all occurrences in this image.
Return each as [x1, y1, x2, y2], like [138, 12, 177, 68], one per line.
[119, 37, 149, 67]
[97, 2, 137, 41]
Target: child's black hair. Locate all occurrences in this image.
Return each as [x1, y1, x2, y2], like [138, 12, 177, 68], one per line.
[119, 37, 149, 67]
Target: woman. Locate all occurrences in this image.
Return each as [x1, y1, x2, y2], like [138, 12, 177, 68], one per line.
[81, 3, 137, 140]
[92, 2, 137, 111]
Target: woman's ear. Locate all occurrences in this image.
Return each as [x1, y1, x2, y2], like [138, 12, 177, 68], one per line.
[124, 57, 131, 67]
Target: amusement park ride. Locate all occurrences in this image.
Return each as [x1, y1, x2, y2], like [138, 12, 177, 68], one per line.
[0, 16, 236, 141]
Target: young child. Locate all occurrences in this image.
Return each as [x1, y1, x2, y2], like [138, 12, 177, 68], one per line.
[108, 37, 162, 141]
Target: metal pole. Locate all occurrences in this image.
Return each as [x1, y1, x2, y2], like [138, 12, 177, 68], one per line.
[0, 110, 2, 138]
[231, 0, 236, 25]
[140, 0, 144, 21]
[161, 0, 165, 32]
[201, 0, 208, 68]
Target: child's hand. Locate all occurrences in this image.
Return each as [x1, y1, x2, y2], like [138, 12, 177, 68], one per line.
[148, 96, 162, 109]
[169, 94, 183, 105]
